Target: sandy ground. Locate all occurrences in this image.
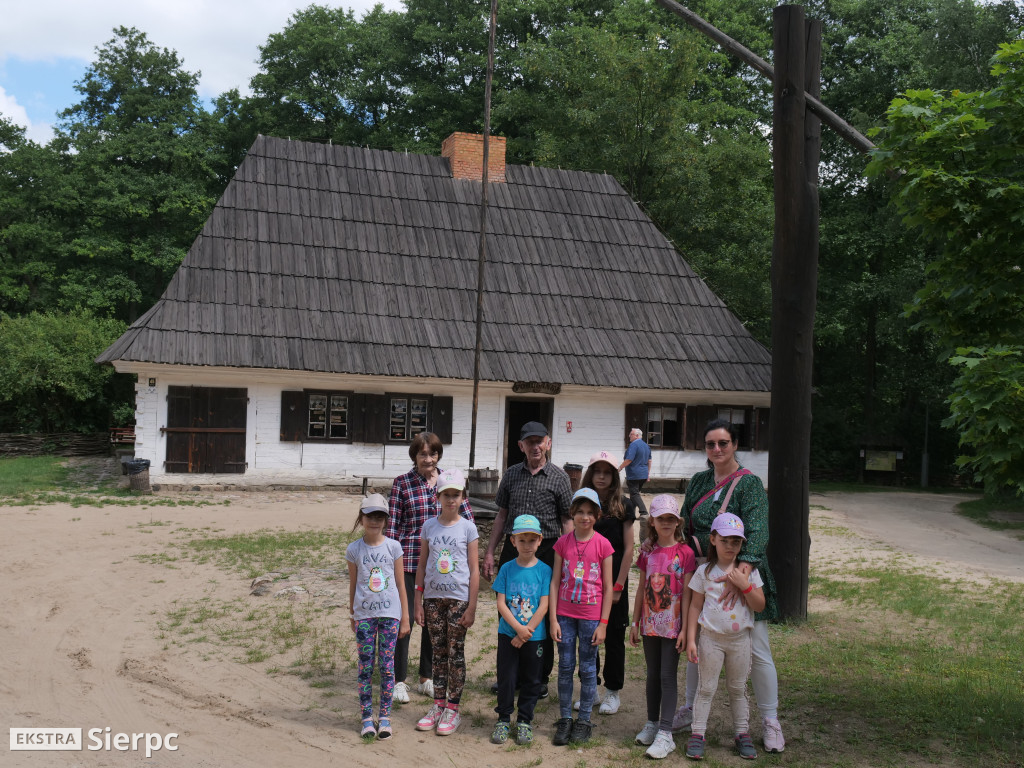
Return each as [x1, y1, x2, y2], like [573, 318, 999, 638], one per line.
[3, 479, 1022, 767]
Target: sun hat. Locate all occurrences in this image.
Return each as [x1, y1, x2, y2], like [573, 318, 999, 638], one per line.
[587, 450, 619, 470]
[649, 494, 681, 518]
[360, 493, 389, 514]
[710, 513, 746, 539]
[519, 421, 549, 439]
[571, 487, 601, 510]
[436, 468, 466, 493]
[511, 514, 542, 536]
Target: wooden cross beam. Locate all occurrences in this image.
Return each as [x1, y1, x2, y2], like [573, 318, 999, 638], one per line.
[655, 0, 874, 154]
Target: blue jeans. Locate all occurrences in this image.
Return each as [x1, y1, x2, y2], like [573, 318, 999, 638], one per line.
[556, 616, 600, 720]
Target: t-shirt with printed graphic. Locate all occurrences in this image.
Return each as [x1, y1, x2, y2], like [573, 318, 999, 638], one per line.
[636, 542, 696, 638]
[689, 562, 764, 634]
[553, 531, 614, 621]
[420, 516, 479, 602]
[345, 537, 404, 621]
[493, 558, 552, 641]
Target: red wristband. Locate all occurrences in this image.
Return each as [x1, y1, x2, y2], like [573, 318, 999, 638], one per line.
[613, 583, 624, 592]
[599, 618, 609, 625]
[742, 584, 754, 594]
[415, 584, 424, 592]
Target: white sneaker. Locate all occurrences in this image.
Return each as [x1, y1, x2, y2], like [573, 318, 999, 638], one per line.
[635, 720, 659, 746]
[573, 699, 580, 712]
[762, 717, 786, 753]
[599, 689, 620, 715]
[416, 679, 434, 698]
[671, 704, 692, 732]
[646, 730, 676, 759]
[393, 681, 410, 704]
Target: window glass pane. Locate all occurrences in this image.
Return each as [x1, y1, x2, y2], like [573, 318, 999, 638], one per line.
[329, 395, 348, 439]
[663, 406, 680, 446]
[646, 406, 662, 447]
[308, 394, 327, 438]
[390, 398, 408, 441]
[409, 398, 429, 437]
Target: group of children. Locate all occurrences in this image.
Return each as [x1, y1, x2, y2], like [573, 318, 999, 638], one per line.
[345, 458, 767, 760]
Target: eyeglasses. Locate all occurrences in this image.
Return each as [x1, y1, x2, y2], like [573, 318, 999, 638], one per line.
[705, 440, 733, 450]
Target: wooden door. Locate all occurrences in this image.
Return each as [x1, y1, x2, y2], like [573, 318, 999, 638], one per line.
[164, 387, 247, 473]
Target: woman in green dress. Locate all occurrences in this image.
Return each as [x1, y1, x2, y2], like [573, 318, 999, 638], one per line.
[673, 418, 786, 754]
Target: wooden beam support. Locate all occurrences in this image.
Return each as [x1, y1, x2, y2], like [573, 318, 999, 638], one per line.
[654, 0, 874, 154]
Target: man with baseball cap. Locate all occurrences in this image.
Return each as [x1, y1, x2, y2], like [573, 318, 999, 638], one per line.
[483, 421, 572, 697]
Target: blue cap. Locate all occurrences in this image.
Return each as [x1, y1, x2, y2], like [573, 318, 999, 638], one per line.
[511, 514, 542, 536]
[571, 487, 601, 510]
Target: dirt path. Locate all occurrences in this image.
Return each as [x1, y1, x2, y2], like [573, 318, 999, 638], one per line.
[2, 484, 1020, 766]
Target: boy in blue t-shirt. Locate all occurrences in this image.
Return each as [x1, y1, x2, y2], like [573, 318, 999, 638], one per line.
[491, 514, 552, 746]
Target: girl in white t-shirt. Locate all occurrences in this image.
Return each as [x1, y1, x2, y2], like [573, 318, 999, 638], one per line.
[684, 513, 765, 762]
[413, 468, 479, 737]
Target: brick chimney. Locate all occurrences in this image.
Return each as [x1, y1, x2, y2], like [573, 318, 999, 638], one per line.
[441, 132, 506, 183]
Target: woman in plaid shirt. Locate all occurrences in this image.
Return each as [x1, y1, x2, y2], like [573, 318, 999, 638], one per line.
[387, 432, 474, 703]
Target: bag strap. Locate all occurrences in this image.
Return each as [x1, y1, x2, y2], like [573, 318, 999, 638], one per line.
[689, 474, 745, 558]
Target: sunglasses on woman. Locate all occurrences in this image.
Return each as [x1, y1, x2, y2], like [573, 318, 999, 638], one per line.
[704, 440, 733, 450]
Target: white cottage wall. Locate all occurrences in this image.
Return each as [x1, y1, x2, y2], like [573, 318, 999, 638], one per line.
[124, 370, 767, 487]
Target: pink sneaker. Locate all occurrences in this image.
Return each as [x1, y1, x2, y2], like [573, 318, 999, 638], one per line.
[416, 703, 444, 731]
[436, 707, 461, 736]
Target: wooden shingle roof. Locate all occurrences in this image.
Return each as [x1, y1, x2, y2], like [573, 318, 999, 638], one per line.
[98, 135, 770, 391]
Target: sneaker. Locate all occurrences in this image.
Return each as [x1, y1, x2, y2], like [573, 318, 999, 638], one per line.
[570, 719, 593, 744]
[393, 681, 410, 704]
[635, 720, 659, 746]
[671, 705, 693, 732]
[552, 717, 573, 746]
[416, 679, 434, 698]
[416, 703, 444, 731]
[646, 730, 676, 759]
[436, 707, 461, 736]
[762, 717, 786, 753]
[573, 699, 580, 712]
[685, 733, 705, 760]
[490, 720, 511, 744]
[599, 689, 621, 715]
[515, 721, 534, 745]
[735, 733, 757, 760]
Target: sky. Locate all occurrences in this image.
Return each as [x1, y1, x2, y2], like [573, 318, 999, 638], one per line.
[0, 0, 403, 144]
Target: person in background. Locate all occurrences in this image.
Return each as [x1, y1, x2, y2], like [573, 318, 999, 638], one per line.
[620, 427, 652, 516]
[388, 432, 473, 704]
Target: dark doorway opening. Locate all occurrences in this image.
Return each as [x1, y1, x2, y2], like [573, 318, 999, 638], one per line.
[504, 398, 554, 468]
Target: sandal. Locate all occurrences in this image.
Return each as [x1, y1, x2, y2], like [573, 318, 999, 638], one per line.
[377, 717, 392, 739]
[360, 717, 376, 739]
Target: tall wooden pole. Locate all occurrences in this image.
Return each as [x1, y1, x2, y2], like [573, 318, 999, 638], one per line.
[767, 5, 819, 620]
[469, 0, 498, 470]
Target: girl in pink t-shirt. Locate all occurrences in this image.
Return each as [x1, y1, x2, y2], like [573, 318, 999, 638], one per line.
[549, 488, 613, 746]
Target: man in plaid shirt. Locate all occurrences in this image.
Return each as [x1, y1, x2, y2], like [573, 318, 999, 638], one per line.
[483, 421, 572, 696]
[387, 432, 473, 703]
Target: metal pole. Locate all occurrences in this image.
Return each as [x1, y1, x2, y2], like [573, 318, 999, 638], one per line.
[469, 0, 498, 471]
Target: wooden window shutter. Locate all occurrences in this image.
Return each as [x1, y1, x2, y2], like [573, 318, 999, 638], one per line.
[351, 394, 388, 443]
[433, 396, 453, 444]
[689, 406, 718, 449]
[624, 403, 644, 443]
[755, 408, 771, 451]
[684, 405, 698, 449]
[280, 391, 306, 442]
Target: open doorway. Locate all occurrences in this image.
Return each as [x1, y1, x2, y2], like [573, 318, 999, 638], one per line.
[504, 398, 554, 468]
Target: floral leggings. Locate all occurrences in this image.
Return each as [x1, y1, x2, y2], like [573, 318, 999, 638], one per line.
[355, 617, 400, 719]
[423, 598, 469, 705]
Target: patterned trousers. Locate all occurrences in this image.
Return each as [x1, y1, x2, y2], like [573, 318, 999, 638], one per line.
[423, 598, 469, 705]
[355, 617, 400, 719]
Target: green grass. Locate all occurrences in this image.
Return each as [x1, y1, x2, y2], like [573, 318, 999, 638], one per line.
[785, 565, 1024, 765]
[0, 455, 71, 495]
[180, 528, 359, 578]
[955, 496, 1024, 537]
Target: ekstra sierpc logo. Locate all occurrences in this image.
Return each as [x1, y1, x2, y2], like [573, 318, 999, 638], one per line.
[10, 727, 178, 757]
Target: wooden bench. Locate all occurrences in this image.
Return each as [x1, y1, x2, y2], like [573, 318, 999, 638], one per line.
[109, 427, 136, 445]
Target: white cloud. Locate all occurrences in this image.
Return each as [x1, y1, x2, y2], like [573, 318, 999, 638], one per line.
[0, 85, 54, 144]
[1, 0, 404, 101]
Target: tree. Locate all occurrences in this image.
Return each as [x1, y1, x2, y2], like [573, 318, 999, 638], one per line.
[867, 40, 1024, 494]
[0, 310, 129, 432]
[54, 27, 219, 321]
